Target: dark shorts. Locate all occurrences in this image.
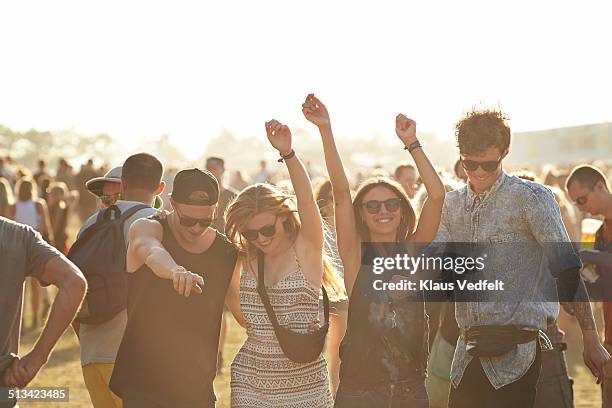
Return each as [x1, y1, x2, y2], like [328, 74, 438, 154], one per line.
[449, 346, 542, 408]
[534, 345, 573, 408]
[334, 378, 428, 408]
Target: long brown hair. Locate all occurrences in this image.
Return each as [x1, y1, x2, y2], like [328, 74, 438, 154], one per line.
[225, 183, 345, 301]
[352, 177, 416, 242]
[15, 177, 37, 202]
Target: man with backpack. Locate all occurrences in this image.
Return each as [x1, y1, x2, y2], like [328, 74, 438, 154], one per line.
[70, 153, 165, 408]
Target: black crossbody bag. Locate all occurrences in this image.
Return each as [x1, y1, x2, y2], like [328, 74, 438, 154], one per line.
[255, 250, 330, 363]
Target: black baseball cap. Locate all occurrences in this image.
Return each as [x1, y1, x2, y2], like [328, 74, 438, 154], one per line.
[169, 168, 219, 206]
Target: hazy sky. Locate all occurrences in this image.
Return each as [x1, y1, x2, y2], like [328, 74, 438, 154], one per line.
[1, 0, 611, 159]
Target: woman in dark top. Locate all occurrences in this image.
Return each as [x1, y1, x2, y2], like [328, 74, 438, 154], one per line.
[303, 94, 445, 407]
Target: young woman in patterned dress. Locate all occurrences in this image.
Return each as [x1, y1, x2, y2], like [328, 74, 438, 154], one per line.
[224, 119, 344, 408]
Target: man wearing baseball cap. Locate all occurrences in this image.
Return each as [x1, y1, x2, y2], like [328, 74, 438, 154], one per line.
[109, 168, 240, 408]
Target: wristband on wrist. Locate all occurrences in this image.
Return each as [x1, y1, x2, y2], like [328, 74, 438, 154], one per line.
[404, 140, 422, 153]
[278, 149, 296, 163]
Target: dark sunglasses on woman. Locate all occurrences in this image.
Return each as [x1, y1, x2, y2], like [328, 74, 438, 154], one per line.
[175, 206, 214, 228]
[460, 156, 503, 172]
[362, 198, 402, 214]
[241, 216, 278, 241]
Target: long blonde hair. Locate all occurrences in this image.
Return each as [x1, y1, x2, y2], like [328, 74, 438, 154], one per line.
[225, 183, 346, 301]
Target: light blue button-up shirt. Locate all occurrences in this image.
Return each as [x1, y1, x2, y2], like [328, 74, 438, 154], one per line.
[435, 171, 581, 389]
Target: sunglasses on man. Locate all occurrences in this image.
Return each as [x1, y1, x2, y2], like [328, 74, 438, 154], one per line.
[240, 216, 278, 241]
[362, 198, 402, 214]
[460, 156, 503, 173]
[174, 206, 214, 228]
[99, 193, 121, 206]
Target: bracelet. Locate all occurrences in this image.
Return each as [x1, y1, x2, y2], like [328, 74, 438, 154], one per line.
[277, 149, 296, 163]
[404, 141, 422, 153]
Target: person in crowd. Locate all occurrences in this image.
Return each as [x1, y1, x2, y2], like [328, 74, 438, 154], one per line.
[0, 157, 14, 186]
[7, 177, 54, 330]
[313, 178, 349, 396]
[205, 156, 239, 374]
[73, 154, 165, 408]
[46, 182, 71, 254]
[75, 159, 101, 221]
[251, 160, 272, 184]
[0, 177, 14, 217]
[109, 168, 238, 408]
[436, 107, 608, 408]
[0, 217, 86, 407]
[56, 158, 75, 190]
[304, 93, 445, 407]
[566, 165, 612, 407]
[225, 119, 344, 407]
[33, 159, 51, 186]
[230, 170, 249, 191]
[394, 163, 419, 199]
[85, 165, 123, 209]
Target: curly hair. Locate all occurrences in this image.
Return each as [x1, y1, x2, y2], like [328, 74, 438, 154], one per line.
[455, 107, 511, 156]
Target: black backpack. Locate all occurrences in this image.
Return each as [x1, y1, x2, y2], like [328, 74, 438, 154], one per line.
[68, 204, 149, 324]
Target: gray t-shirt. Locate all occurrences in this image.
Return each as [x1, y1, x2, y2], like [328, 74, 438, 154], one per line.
[0, 217, 61, 356]
[77, 201, 157, 366]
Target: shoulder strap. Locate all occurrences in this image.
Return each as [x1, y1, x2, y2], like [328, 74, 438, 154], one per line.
[117, 204, 150, 226]
[256, 250, 329, 330]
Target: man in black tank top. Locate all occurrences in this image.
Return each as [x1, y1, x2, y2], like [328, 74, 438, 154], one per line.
[109, 169, 240, 408]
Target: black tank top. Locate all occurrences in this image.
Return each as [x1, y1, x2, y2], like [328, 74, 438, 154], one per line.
[339, 244, 428, 387]
[110, 218, 237, 407]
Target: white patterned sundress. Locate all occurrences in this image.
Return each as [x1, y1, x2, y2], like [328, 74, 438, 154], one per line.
[230, 248, 333, 408]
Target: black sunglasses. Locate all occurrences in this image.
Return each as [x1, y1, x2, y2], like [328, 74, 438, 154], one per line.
[241, 216, 278, 241]
[362, 198, 402, 214]
[174, 206, 214, 228]
[460, 156, 502, 172]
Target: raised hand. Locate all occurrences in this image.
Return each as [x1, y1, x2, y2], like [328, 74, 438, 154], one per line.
[171, 266, 204, 297]
[302, 93, 330, 127]
[395, 114, 417, 146]
[265, 120, 292, 156]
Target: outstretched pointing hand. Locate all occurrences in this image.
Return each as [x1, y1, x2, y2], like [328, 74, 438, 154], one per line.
[265, 120, 292, 156]
[302, 94, 330, 127]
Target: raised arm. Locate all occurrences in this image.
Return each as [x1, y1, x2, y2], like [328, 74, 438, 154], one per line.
[264, 120, 323, 251]
[302, 94, 361, 295]
[395, 114, 445, 244]
[128, 218, 204, 297]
